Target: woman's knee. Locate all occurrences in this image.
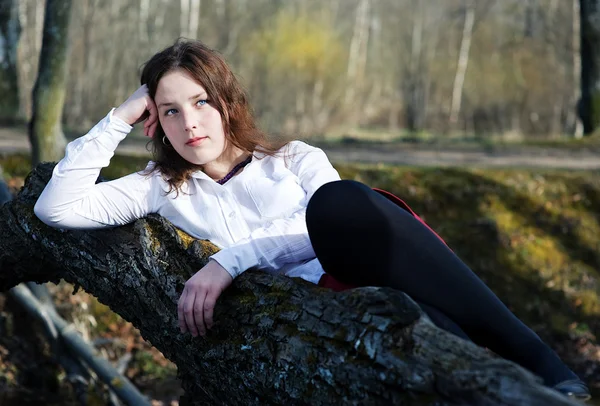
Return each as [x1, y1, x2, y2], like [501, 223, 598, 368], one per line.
[307, 180, 367, 225]
[308, 180, 370, 210]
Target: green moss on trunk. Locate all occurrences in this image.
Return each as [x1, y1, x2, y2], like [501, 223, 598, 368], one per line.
[28, 0, 72, 165]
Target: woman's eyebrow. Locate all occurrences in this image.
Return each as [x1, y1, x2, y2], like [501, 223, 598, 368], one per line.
[158, 93, 208, 108]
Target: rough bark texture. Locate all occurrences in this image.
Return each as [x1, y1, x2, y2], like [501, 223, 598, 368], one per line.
[0, 163, 580, 406]
[28, 0, 71, 165]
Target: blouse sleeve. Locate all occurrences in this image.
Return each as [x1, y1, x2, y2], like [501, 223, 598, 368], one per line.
[34, 109, 161, 229]
[209, 141, 340, 278]
[285, 140, 341, 200]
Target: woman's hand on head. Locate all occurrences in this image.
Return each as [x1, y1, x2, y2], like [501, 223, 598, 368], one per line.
[178, 259, 233, 337]
[113, 84, 159, 138]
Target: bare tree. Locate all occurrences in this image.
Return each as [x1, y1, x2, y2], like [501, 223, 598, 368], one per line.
[0, 0, 21, 124]
[402, 0, 428, 133]
[344, 0, 371, 126]
[139, 0, 150, 44]
[579, 0, 600, 135]
[180, 0, 189, 38]
[189, 0, 201, 39]
[449, 0, 475, 124]
[28, 0, 72, 165]
[571, 0, 584, 138]
[180, 0, 201, 39]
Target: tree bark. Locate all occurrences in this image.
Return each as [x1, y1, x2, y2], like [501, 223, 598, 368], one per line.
[579, 0, 600, 135]
[0, 163, 580, 406]
[0, 0, 22, 124]
[28, 0, 71, 166]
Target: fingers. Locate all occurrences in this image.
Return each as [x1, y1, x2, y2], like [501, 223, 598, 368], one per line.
[178, 285, 211, 337]
[183, 290, 199, 337]
[177, 263, 231, 338]
[147, 120, 159, 138]
[203, 291, 219, 330]
[143, 100, 159, 137]
[178, 286, 203, 337]
[193, 290, 207, 336]
[145, 99, 159, 137]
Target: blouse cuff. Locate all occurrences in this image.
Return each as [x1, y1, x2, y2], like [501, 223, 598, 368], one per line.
[209, 243, 259, 279]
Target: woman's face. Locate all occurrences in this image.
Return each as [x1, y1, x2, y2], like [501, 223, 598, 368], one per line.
[154, 70, 227, 166]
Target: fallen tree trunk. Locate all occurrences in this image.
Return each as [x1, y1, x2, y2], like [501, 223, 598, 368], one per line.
[0, 163, 579, 406]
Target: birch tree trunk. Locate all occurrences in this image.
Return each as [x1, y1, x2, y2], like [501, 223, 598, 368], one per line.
[69, 0, 94, 126]
[403, 0, 425, 132]
[34, 0, 43, 58]
[449, 1, 475, 124]
[179, 0, 200, 39]
[344, 0, 371, 126]
[188, 0, 200, 40]
[28, 0, 71, 166]
[180, 0, 190, 38]
[0, 0, 22, 124]
[139, 0, 150, 45]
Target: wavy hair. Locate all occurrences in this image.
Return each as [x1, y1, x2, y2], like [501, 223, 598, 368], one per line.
[140, 39, 287, 195]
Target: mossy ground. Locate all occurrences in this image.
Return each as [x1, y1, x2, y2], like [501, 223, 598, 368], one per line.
[1, 152, 599, 402]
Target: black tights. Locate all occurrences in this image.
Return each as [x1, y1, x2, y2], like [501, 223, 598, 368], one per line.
[306, 180, 577, 386]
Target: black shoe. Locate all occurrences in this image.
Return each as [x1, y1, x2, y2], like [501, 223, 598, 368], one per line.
[553, 379, 591, 402]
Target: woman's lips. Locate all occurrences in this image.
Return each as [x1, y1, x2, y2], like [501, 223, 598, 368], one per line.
[186, 136, 208, 146]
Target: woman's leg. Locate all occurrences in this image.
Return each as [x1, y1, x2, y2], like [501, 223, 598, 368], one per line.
[414, 300, 471, 341]
[306, 180, 578, 386]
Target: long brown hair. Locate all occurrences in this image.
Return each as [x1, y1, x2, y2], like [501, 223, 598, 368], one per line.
[140, 39, 286, 194]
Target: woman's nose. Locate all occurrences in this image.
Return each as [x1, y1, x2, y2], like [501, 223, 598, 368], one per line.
[182, 112, 198, 131]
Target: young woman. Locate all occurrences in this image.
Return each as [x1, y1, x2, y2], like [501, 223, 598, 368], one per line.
[34, 39, 590, 401]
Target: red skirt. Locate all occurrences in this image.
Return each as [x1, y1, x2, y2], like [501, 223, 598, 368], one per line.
[317, 188, 448, 292]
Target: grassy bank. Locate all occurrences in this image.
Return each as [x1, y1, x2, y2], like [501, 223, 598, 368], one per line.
[1, 152, 598, 402]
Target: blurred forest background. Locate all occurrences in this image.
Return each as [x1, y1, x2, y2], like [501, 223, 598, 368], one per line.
[3, 0, 598, 140]
[0, 0, 600, 405]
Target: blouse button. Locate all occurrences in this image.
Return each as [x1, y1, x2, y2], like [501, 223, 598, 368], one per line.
[229, 211, 236, 219]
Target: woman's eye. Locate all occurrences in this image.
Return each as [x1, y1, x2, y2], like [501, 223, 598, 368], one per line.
[165, 108, 177, 116]
[196, 99, 208, 107]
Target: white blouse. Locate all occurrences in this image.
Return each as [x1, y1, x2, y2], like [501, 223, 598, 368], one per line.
[34, 109, 341, 284]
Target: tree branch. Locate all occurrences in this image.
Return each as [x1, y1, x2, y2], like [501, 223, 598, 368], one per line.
[0, 163, 578, 405]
